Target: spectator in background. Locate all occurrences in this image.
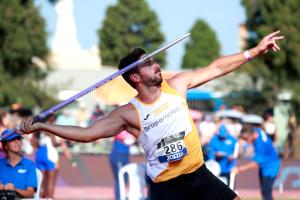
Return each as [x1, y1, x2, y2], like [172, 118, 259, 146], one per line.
[284, 114, 297, 159]
[89, 104, 105, 125]
[227, 118, 242, 139]
[233, 124, 280, 200]
[238, 114, 264, 159]
[0, 111, 12, 158]
[109, 130, 135, 200]
[0, 129, 37, 198]
[75, 102, 89, 127]
[274, 100, 291, 156]
[209, 125, 238, 186]
[56, 110, 76, 126]
[56, 110, 77, 148]
[33, 115, 75, 198]
[263, 112, 277, 142]
[198, 115, 216, 160]
[8, 105, 34, 156]
[1, 111, 13, 132]
[215, 109, 243, 139]
[9, 104, 32, 128]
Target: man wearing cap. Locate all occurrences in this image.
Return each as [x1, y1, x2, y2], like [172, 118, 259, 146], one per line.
[232, 124, 280, 200]
[0, 129, 37, 198]
[208, 125, 238, 186]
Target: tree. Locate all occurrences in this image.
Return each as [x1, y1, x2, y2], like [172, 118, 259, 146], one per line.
[241, 0, 300, 100]
[181, 19, 220, 69]
[0, 0, 48, 78]
[0, 0, 56, 109]
[98, 0, 165, 68]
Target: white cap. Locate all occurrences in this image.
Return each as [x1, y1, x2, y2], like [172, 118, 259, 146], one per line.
[242, 114, 263, 124]
[216, 109, 244, 119]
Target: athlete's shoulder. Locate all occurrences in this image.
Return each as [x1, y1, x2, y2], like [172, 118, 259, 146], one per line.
[110, 103, 136, 117]
[115, 103, 140, 136]
[166, 74, 189, 96]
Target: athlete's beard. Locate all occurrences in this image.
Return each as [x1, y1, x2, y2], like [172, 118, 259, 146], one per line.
[143, 74, 163, 87]
[140, 68, 163, 87]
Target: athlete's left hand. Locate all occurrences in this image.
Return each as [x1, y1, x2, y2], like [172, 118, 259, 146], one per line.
[257, 30, 284, 54]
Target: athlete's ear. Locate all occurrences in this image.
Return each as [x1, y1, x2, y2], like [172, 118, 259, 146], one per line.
[129, 73, 141, 84]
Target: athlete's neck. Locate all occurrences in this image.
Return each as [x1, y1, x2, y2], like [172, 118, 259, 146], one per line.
[136, 85, 162, 104]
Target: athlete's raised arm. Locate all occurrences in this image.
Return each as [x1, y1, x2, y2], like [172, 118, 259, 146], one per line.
[168, 30, 284, 94]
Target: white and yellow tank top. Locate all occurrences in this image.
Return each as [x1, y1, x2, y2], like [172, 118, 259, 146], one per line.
[130, 80, 204, 183]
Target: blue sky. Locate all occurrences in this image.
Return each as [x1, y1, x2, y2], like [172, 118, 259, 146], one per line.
[34, 0, 246, 70]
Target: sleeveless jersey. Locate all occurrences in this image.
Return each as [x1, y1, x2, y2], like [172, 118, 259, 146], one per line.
[130, 80, 204, 182]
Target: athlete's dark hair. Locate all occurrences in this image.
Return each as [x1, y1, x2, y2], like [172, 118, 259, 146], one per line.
[118, 48, 146, 88]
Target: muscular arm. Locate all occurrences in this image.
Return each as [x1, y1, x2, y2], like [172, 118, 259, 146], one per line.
[168, 31, 283, 94]
[20, 104, 140, 143]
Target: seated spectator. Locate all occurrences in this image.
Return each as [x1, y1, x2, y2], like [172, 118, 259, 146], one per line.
[208, 125, 238, 185]
[0, 129, 37, 198]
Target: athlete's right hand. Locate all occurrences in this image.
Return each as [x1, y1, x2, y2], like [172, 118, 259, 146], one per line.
[20, 117, 40, 134]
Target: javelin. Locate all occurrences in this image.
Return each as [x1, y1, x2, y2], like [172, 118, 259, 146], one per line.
[0, 33, 190, 141]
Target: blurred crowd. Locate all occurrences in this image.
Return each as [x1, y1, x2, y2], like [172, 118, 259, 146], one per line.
[195, 105, 299, 161]
[1, 101, 299, 199]
[0, 103, 142, 157]
[1, 102, 299, 159]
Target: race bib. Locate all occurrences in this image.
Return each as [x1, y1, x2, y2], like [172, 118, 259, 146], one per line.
[155, 131, 188, 163]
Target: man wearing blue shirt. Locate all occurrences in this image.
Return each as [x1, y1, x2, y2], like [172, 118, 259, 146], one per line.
[0, 129, 37, 198]
[232, 125, 280, 200]
[209, 125, 238, 186]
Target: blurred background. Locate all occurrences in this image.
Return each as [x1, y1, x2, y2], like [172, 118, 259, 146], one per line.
[1, 0, 300, 199]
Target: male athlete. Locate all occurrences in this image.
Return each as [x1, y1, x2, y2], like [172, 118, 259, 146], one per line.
[21, 31, 283, 200]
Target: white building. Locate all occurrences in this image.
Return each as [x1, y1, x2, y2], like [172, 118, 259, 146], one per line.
[45, 0, 114, 112]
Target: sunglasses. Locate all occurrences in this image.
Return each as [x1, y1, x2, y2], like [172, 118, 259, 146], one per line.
[139, 57, 156, 68]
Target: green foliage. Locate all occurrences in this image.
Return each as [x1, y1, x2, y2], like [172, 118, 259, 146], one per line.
[241, 0, 300, 96]
[98, 0, 165, 68]
[0, 0, 48, 78]
[181, 19, 220, 69]
[0, 70, 57, 109]
[238, 0, 300, 118]
[224, 89, 270, 115]
[0, 0, 57, 110]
